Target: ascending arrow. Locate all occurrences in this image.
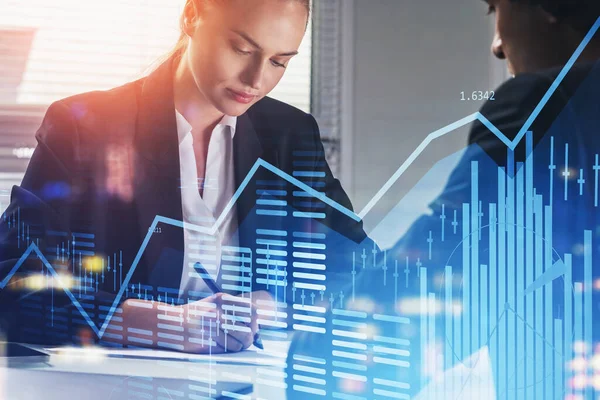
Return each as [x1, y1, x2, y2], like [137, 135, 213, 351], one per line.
[522, 260, 566, 297]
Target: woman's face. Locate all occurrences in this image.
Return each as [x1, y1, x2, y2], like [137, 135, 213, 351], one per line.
[184, 0, 308, 117]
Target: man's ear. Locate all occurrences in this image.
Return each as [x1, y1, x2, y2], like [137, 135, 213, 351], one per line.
[541, 9, 559, 24]
[536, 2, 561, 24]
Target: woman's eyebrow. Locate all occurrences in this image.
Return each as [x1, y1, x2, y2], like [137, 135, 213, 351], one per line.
[231, 29, 299, 56]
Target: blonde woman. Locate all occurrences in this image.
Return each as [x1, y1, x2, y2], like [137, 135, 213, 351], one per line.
[0, 0, 368, 353]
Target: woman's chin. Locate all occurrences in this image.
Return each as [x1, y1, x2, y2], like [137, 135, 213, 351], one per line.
[219, 98, 256, 116]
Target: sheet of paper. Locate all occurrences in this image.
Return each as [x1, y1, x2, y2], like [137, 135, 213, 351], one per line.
[414, 346, 496, 400]
[45, 339, 290, 366]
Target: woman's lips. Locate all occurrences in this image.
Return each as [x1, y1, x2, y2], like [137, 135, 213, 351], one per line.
[227, 89, 256, 104]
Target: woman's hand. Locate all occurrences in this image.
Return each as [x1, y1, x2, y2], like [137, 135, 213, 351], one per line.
[182, 292, 254, 353]
[119, 290, 276, 354]
[181, 290, 276, 354]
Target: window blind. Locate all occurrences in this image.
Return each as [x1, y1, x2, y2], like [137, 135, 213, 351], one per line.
[310, 0, 343, 176]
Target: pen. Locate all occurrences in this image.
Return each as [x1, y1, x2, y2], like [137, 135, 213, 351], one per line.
[193, 262, 264, 350]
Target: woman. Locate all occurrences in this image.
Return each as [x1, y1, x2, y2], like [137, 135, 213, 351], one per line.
[0, 0, 368, 353]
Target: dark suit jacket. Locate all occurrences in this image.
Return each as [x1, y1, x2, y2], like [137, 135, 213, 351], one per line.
[0, 55, 368, 344]
[286, 60, 600, 399]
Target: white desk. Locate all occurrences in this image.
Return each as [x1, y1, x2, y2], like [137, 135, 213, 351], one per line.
[0, 341, 291, 400]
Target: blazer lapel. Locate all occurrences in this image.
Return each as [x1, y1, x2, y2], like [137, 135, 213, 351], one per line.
[132, 56, 185, 291]
[233, 113, 287, 255]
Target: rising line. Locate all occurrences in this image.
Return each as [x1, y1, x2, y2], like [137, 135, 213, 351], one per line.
[2, 17, 599, 338]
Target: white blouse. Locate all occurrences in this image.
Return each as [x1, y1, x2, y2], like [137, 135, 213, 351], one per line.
[175, 110, 239, 297]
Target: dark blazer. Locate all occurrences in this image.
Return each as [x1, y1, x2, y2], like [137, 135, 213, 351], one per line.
[0, 56, 368, 344]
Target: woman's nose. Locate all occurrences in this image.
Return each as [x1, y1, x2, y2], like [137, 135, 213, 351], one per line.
[242, 60, 265, 91]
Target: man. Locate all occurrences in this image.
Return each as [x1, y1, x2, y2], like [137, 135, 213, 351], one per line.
[286, 1, 600, 399]
[388, 0, 600, 269]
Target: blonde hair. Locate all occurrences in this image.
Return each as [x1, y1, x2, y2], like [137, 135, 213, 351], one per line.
[146, 0, 311, 74]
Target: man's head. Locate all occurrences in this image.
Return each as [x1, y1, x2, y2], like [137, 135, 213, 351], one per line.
[485, 0, 600, 75]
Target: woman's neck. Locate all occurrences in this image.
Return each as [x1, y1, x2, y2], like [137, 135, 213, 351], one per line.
[172, 52, 224, 137]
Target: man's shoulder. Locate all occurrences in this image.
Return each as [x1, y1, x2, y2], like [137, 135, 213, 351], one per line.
[481, 61, 597, 117]
[472, 61, 598, 147]
[479, 70, 554, 119]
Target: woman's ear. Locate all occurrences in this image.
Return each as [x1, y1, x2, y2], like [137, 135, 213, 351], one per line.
[182, 0, 201, 38]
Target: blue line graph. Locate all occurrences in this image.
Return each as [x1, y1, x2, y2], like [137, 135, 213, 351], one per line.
[358, 16, 600, 219]
[221, 159, 361, 224]
[2, 16, 599, 341]
[1, 216, 171, 338]
[0, 242, 102, 335]
[3, 214, 259, 338]
[181, 8, 600, 226]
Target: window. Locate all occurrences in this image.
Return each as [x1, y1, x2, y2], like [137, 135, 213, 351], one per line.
[0, 0, 312, 201]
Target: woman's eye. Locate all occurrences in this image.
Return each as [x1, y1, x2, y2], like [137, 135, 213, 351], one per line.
[271, 60, 286, 68]
[235, 48, 251, 55]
